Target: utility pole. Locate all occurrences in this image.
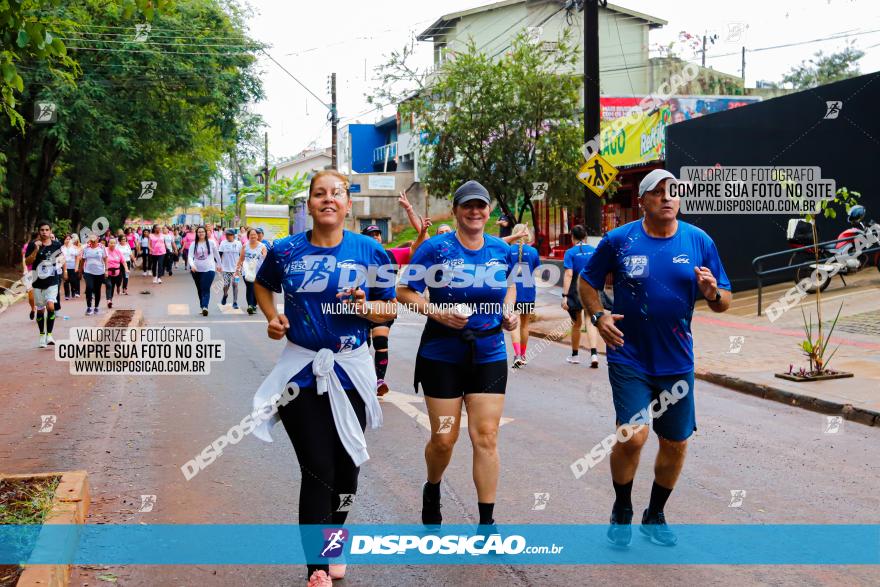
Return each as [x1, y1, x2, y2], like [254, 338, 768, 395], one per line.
[583, 0, 603, 235]
[264, 131, 269, 202]
[702, 35, 707, 67]
[741, 46, 746, 81]
[330, 72, 338, 169]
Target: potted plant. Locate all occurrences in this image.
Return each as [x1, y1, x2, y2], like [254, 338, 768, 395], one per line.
[776, 187, 860, 382]
[775, 304, 852, 382]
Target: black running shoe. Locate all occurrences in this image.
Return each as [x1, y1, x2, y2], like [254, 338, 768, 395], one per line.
[421, 482, 442, 526]
[606, 506, 633, 546]
[640, 509, 678, 546]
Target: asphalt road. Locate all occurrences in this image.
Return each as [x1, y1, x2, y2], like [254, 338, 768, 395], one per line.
[1, 268, 878, 586]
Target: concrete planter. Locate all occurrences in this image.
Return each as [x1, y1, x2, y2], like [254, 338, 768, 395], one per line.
[775, 371, 855, 382]
[0, 471, 90, 587]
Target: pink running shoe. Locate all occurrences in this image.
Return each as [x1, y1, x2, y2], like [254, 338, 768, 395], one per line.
[307, 570, 333, 586]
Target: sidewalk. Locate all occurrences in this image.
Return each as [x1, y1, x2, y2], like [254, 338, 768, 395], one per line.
[529, 280, 880, 427]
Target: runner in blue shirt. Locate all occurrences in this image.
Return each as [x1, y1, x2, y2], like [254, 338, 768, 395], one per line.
[561, 224, 601, 367]
[578, 169, 732, 548]
[254, 169, 397, 586]
[508, 223, 540, 369]
[397, 180, 519, 531]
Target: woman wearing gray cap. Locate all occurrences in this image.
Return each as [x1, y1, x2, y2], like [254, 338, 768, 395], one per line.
[397, 179, 519, 529]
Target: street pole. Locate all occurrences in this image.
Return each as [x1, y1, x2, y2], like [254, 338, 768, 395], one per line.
[583, 0, 602, 236]
[330, 72, 338, 169]
[741, 46, 746, 81]
[702, 35, 707, 67]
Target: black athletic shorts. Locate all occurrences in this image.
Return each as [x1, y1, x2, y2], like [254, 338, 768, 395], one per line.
[415, 357, 508, 399]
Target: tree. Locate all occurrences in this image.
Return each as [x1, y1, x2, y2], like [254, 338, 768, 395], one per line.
[235, 167, 309, 217]
[0, 0, 264, 264]
[374, 31, 584, 231]
[781, 44, 864, 90]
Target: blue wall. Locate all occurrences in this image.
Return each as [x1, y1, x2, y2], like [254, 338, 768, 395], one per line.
[349, 124, 385, 174]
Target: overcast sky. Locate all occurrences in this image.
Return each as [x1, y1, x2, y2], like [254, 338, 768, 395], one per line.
[243, 0, 880, 160]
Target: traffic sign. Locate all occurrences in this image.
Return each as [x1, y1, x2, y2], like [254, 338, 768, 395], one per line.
[577, 154, 619, 197]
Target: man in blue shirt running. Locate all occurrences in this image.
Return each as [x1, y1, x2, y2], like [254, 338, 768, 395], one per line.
[579, 168, 732, 547]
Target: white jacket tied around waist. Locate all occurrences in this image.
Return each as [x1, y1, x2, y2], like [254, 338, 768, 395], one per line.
[252, 341, 382, 467]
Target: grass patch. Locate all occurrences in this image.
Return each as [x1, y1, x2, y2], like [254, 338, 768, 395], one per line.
[0, 476, 62, 587]
[0, 476, 60, 525]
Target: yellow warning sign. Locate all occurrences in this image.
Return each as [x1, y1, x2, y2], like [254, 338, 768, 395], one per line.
[577, 154, 619, 197]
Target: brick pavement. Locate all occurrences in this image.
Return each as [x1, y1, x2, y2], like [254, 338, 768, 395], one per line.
[529, 279, 880, 426]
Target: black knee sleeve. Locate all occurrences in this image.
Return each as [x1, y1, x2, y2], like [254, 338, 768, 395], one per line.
[373, 335, 388, 353]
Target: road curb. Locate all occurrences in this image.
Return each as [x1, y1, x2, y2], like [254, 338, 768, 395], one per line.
[695, 371, 880, 428]
[1, 470, 90, 587]
[530, 322, 880, 428]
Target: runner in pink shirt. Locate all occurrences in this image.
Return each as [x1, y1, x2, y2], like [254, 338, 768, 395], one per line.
[104, 238, 126, 308]
[181, 226, 196, 270]
[148, 225, 167, 283]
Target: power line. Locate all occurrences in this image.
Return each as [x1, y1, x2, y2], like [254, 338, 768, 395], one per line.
[63, 44, 255, 56]
[57, 35, 257, 50]
[705, 28, 880, 60]
[260, 49, 331, 112]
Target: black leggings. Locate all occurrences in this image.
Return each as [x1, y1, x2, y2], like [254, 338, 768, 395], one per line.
[63, 272, 81, 297]
[106, 274, 123, 300]
[278, 386, 366, 579]
[244, 280, 257, 307]
[151, 254, 165, 278]
[83, 273, 103, 307]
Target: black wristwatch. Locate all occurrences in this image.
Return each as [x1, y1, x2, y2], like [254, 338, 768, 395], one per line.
[590, 311, 605, 326]
[707, 290, 722, 303]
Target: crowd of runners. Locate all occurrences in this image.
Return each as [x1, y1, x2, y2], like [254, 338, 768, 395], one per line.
[17, 167, 731, 586]
[19, 221, 274, 344]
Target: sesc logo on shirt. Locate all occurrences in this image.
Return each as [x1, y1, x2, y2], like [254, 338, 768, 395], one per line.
[293, 255, 337, 292]
[623, 255, 649, 278]
[338, 335, 358, 353]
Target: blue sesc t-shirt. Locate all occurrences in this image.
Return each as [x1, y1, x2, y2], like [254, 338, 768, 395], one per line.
[256, 230, 397, 389]
[580, 220, 730, 376]
[563, 242, 596, 277]
[510, 243, 540, 304]
[402, 232, 514, 364]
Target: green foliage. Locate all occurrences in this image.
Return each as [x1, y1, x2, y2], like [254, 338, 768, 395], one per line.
[781, 44, 864, 90]
[0, 0, 264, 264]
[378, 31, 584, 228]
[804, 187, 860, 223]
[800, 304, 843, 373]
[236, 167, 309, 215]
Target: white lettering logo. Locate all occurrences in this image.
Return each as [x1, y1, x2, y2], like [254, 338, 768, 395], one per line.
[623, 255, 649, 278]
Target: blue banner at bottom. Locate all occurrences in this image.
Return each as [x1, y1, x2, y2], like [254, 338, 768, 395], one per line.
[1, 525, 878, 565]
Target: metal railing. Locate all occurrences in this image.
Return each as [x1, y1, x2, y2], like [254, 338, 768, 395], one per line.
[751, 234, 880, 316]
[372, 142, 397, 164]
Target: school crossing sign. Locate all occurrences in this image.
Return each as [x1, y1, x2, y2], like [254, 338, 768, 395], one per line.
[576, 153, 618, 197]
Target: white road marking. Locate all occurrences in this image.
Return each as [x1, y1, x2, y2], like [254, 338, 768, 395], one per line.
[382, 390, 513, 431]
